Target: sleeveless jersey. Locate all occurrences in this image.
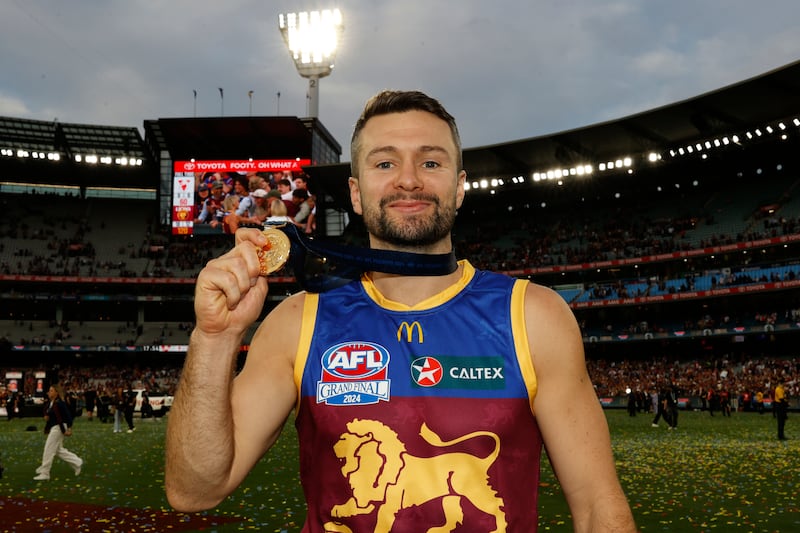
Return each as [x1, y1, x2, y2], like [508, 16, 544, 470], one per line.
[294, 261, 543, 533]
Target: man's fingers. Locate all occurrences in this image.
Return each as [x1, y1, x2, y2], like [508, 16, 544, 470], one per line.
[199, 255, 253, 309]
[194, 241, 269, 333]
[235, 227, 267, 247]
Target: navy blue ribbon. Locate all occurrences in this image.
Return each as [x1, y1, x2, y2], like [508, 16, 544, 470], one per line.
[275, 223, 458, 292]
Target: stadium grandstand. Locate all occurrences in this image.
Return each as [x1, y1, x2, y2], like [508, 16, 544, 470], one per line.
[2, 61, 800, 413]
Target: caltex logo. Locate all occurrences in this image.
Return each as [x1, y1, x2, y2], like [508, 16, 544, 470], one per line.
[410, 357, 443, 387]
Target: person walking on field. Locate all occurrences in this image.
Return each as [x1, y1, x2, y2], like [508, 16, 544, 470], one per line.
[34, 384, 83, 480]
[652, 384, 669, 427]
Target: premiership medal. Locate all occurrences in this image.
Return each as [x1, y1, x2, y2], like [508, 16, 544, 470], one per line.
[257, 226, 291, 275]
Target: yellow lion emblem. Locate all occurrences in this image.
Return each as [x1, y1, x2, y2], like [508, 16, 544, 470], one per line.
[323, 418, 506, 533]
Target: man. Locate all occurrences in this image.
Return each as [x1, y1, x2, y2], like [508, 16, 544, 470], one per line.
[194, 183, 210, 220]
[165, 90, 636, 532]
[225, 188, 269, 233]
[277, 178, 294, 201]
[289, 188, 311, 227]
[293, 174, 317, 234]
[123, 386, 136, 433]
[651, 383, 670, 427]
[293, 173, 309, 191]
[665, 381, 679, 430]
[194, 181, 226, 229]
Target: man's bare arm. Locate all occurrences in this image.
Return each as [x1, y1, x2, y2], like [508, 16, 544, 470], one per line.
[526, 283, 637, 532]
[165, 229, 300, 511]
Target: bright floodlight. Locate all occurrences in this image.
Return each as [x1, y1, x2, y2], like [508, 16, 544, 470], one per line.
[278, 9, 344, 118]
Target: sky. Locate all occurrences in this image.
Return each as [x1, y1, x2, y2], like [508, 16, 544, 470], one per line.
[2, 0, 800, 160]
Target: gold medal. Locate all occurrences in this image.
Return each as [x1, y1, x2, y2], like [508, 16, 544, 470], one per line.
[257, 227, 291, 275]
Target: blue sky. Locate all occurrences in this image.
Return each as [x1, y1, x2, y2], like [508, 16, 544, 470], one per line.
[2, 0, 799, 159]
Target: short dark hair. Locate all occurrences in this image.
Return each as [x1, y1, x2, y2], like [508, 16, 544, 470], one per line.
[292, 188, 309, 200]
[350, 90, 462, 178]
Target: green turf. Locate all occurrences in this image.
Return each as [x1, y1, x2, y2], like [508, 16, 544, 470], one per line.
[0, 410, 797, 531]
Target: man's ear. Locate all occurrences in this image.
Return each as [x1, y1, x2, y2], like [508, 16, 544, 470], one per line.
[349, 177, 363, 215]
[456, 170, 467, 209]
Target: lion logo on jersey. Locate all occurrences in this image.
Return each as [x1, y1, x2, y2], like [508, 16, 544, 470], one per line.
[323, 418, 507, 533]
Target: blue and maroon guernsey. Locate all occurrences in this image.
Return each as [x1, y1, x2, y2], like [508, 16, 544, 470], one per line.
[293, 261, 543, 533]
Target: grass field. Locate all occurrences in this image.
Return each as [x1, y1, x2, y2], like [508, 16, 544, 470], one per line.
[0, 409, 797, 532]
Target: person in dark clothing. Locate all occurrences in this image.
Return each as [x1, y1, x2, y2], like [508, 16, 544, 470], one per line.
[96, 391, 111, 423]
[652, 386, 669, 427]
[123, 387, 136, 433]
[6, 393, 21, 421]
[627, 389, 637, 417]
[706, 388, 716, 416]
[113, 387, 126, 433]
[665, 383, 679, 430]
[141, 390, 154, 419]
[719, 387, 732, 417]
[84, 387, 98, 422]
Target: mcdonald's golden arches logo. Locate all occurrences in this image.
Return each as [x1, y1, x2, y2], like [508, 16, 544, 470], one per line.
[397, 321, 424, 343]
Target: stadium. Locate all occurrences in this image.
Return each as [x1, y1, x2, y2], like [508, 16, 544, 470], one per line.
[3, 60, 799, 408]
[1, 53, 800, 530]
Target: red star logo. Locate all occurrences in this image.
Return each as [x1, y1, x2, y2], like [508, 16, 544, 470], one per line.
[411, 357, 443, 387]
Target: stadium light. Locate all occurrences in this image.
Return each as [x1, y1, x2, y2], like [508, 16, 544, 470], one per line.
[278, 9, 344, 118]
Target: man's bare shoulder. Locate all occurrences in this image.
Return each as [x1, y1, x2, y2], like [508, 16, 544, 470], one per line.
[266, 290, 309, 322]
[521, 281, 583, 365]
[247, 290, 310, 364]
[522, 281, 571, 315]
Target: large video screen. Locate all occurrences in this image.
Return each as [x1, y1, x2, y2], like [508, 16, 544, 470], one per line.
[171, 158, 310, 235]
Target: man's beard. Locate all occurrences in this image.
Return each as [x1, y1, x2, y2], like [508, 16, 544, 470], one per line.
[362, 192, 456, 248]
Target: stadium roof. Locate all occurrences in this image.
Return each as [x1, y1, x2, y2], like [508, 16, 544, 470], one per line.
[0, 118, 147, 156]
[308, 60, 800, 209]
[0, 117, 154, 189]
[463, 59, 800, 178]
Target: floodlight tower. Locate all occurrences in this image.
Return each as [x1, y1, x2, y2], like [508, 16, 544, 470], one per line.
[278, 9, 344, 118]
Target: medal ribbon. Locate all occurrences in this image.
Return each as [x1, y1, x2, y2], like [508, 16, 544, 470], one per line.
[271, 222, 458, 292]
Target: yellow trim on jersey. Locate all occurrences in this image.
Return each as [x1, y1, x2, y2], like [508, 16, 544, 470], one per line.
[511, 279, 538, 415]
[294, 292, 319, 414]
[361, 260, 475, 311]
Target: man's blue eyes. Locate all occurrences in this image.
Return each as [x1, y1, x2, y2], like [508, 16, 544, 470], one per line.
[375, 161, 439, 169]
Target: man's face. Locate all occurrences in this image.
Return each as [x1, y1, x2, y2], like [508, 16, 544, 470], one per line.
[349, 110, 466, 252]
[294, 178, 307, 190]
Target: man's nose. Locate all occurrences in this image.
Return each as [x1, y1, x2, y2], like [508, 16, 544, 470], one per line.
[393, 163, 423, 190]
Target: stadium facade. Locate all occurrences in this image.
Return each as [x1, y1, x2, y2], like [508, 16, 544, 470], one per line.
[2, 61, 800, 405]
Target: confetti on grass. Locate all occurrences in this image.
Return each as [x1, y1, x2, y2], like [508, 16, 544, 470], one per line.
[539, 410, 800, 531]
[1, 410, 798, 531]
[0, 496, 244, 532]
